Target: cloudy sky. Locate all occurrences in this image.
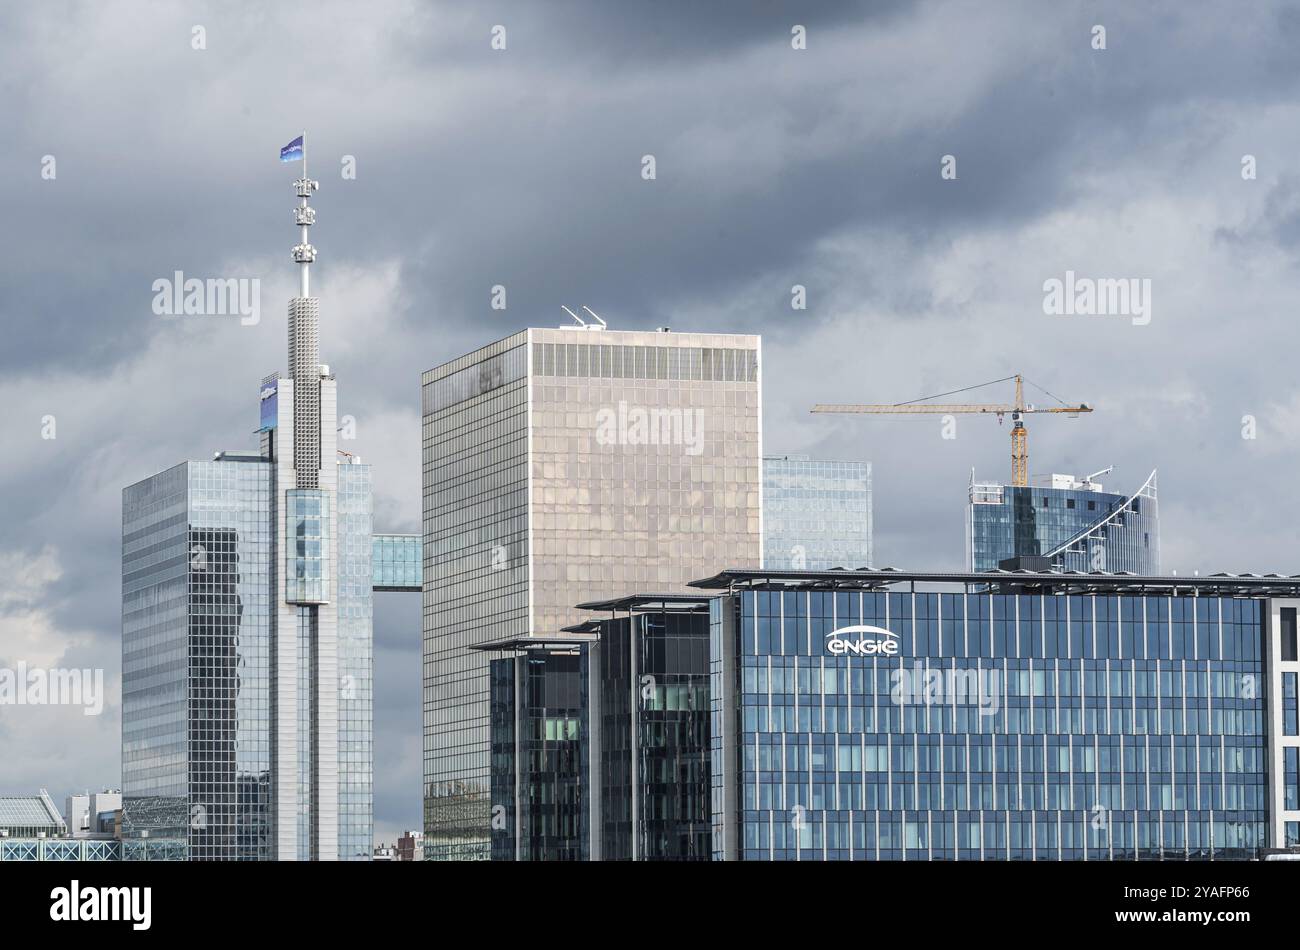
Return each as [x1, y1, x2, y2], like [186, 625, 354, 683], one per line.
[2, 0, 1299, 844]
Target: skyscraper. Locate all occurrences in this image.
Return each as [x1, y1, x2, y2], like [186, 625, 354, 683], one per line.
[762, 454, 873, 570]
[422, 324, 762, 859]
[121, 149, 374, 860]
[967, 468, 1159, 574]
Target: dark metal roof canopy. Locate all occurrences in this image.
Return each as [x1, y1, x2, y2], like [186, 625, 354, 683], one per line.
[470, 632, 599, 654]
[574, 593, 714, 612]
[687, 567, 1300, 598]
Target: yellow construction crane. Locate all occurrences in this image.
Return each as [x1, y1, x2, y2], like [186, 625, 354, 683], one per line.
[811, 374, 1093, 487]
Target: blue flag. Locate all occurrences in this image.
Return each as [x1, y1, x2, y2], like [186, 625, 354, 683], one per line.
[280, 135, 304, 163]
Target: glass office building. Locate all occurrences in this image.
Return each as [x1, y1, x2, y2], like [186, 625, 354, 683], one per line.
[696, 568, 1297, 860]
[486, 639, 592, 861]
[422, 327, 762, 859]
[481, 596, 711, 861]
[967, 470, 1159, 574]
[122, 458, 274, 860]
[585, 597, 712, 860]
[763, 455, 872, 570]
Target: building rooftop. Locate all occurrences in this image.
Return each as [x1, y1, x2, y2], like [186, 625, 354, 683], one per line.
[0, 793, 65, 832]
[687, 567, 1300, 597]
[421, 326, 762, 384]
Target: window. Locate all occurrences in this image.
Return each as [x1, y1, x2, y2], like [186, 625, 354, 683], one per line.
[1283, 608, 1298, 663]
[1285, 673, 1298, 737]
[1066, 499, 1075, 509]
[1287, 748, 1299, 811]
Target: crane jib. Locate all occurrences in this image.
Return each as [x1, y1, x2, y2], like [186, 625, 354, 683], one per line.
[810, 376, 1092, 488]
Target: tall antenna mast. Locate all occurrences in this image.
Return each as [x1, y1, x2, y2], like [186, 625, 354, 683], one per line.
[292, 131, 318, 296]
[286, 132, 322, 487]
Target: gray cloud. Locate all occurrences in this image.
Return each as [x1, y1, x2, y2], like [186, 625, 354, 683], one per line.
[3, 0, 1300, 842]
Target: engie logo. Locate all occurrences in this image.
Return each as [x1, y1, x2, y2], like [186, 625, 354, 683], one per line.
[824, 626, 900, 657]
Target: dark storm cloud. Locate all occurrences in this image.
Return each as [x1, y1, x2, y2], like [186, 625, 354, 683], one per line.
[4, 0, 1300, 839]
[6, 1, 1300, 369]
[430, 0, 905, 65]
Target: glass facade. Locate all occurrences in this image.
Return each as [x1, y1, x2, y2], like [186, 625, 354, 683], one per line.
[0, 794, 65, 838]
[122, 459, 274, 860]
[710, 584, 1268, 860]
[337, 463, 375, 860]
[481, 605, 711, 862]
[762, 455, 872, 570]
[596, 609, 711, 860]
[1285, 673, 1298, 737]
[526, 331, 762, 635]
[1287, 747, 1299, 811]
[968, 471, 1159, 574]
[295, 608, 318, 859]
[285, 489, 330, 603]
[489, 651, 589, 861]
[422, 328, 762, 859]
[423, 334, 531, 860]
[372, 533, 421, 591]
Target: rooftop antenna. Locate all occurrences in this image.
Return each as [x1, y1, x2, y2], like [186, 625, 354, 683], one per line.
[285, 132, 322, 486]
[581, 306, 608, 329]
[561, 305, 587, 327]
[290, 131, 318, 297]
